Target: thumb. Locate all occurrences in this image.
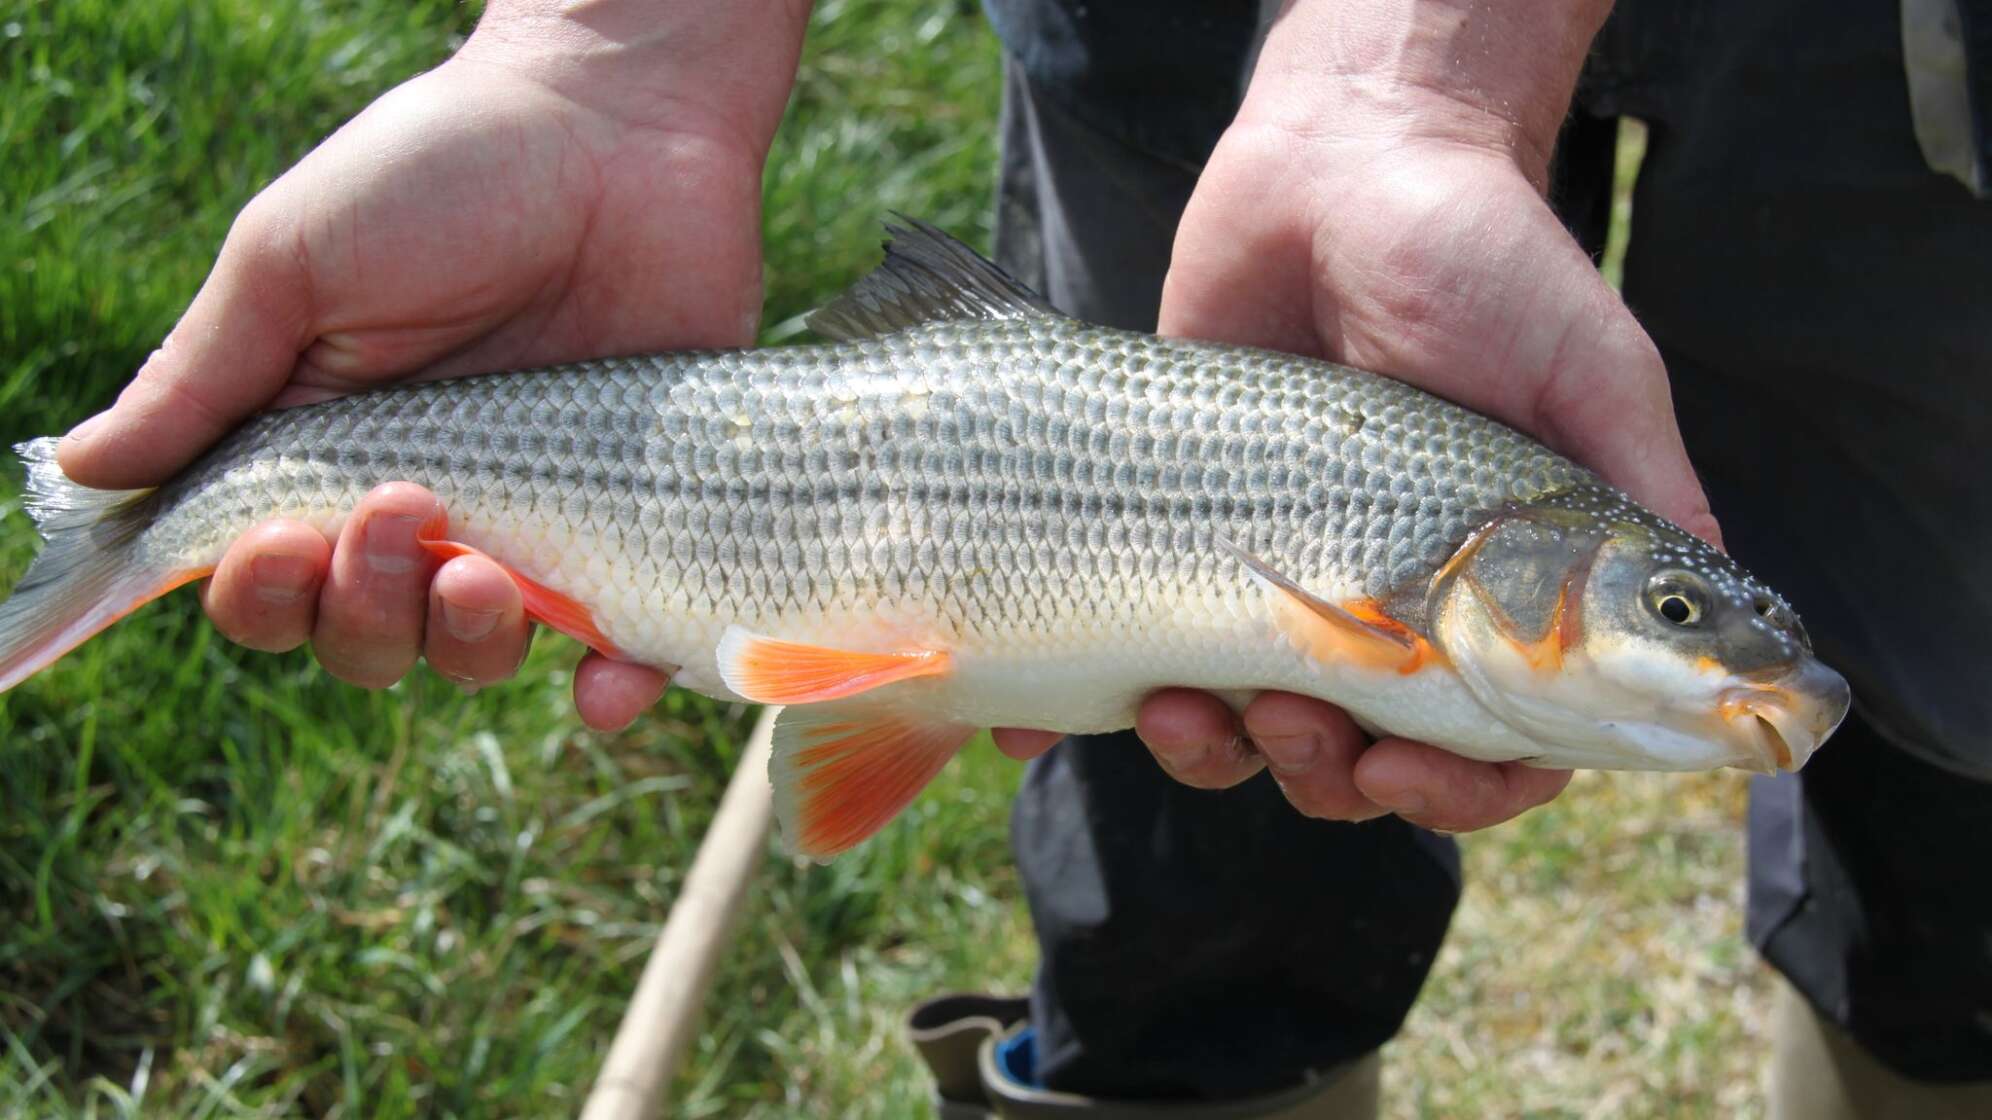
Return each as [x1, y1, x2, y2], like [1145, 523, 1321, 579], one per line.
[1533, 310, 1725, 549]
[1157, 155, 1323, 356]
[58, 195, 311, 489]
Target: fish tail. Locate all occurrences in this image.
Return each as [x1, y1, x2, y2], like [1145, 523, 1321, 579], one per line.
[0, 438, 207, 692]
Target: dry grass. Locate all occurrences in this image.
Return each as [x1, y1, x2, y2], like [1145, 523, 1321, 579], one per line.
[1392, 770, 1771, 1118]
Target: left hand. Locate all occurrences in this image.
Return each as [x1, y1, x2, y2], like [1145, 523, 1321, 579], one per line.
[58, 1, 810, 732]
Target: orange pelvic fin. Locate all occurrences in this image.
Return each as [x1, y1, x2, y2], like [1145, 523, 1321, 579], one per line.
[770, 701, 975, 859]
[1221, 537, 1439, 675]
[716, 626, 953, 705]
[415, 525, 625, 660]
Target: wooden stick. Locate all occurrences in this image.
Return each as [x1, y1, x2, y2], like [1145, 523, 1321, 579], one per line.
[581, 706, 779, 1120]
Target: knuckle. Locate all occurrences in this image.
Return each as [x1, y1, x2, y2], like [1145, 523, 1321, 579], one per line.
[127, 359, 235, 436]
[226, 188, 302, 273]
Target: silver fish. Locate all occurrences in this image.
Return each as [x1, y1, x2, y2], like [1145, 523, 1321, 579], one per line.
[0, 221, 1849, 857]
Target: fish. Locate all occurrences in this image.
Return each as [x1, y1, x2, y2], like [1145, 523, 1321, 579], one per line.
[0, 220, 1850, 858]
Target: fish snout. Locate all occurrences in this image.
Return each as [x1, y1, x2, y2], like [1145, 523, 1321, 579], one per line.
[1720, 658, 1852, 772]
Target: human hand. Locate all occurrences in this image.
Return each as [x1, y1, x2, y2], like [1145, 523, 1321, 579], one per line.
[999, 0, 1715, 831]
[55, 0, 810, 729]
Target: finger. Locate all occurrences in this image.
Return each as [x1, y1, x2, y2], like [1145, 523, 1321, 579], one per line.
[991, 728, 1064, 760]
[58, 194, 311, 489]
[1133, 688, 1264, 789]
[574, 654, 672, 732]
[1239, 692, 1388, 821]
[1352, 738, 1574, 833]
[311, 483, 441, 688]
[423, 553, 529, 688]
[200, 520, 332, 653]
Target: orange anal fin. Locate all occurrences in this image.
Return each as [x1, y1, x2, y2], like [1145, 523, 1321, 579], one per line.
[415, 534, 625, 660]
[716, 625, 952, 705]
[1220, 537, 1439, 674]
[770, 702, 974, 859]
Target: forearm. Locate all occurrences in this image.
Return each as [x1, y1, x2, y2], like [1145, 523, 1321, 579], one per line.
[464, 0, 814, 152]
[1247, 0, 1611, 183]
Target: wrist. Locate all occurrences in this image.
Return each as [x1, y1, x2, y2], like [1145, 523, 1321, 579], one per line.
[1243, 0, 1611, 186]
[460, 0, 812, 151]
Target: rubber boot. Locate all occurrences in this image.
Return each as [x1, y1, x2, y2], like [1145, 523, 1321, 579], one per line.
[907, 993, 1379, 1119]
[908, 993, 1033, 1119]
[1769, 975, 1992, 1119]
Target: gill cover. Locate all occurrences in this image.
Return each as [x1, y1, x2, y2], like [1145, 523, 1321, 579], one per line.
[1426, 508, 1629, 762]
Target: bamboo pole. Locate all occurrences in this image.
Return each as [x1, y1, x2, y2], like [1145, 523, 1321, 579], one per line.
[581, 706, 778, 1120]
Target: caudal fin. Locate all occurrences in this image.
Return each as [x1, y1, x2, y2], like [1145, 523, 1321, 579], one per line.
[0, 438, 206, 692]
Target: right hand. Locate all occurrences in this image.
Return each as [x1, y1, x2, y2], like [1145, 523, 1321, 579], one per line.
[1000, 0, 1715, 833]
[55, 2, 810, 729]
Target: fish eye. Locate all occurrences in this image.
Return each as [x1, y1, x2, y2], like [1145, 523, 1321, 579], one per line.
[1645, 574, 1707, 628]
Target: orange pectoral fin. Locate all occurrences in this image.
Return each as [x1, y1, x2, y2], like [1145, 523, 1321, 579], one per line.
[1220, 536, 1439, 674]
[716, 625, 953, 705]
[1283, 595, 1442, 675]
[415, 529, 625, 659]
[769, 702, 974, 859]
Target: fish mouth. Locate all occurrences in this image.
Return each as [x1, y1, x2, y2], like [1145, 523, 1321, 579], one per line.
[1719, 658, 1852, 773]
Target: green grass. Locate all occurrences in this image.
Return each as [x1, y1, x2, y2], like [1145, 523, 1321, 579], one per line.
[0, 3, 1770, 1116]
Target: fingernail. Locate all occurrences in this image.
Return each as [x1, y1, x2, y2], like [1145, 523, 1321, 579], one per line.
[443, 600, 501, 642]
[63, 410, 110, 447]
[1376, 791, 1429, 817]
[364, 513, 423, 574]
[1257, 733, 1320, 775]
[252, 554, 318, 603]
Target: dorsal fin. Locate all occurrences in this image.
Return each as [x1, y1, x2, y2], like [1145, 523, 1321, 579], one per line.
[805, 216, 1061, 341]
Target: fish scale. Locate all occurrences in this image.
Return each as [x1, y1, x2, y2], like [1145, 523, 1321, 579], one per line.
[128, 316, 1576, 682]
[0, 221, 1849, 858]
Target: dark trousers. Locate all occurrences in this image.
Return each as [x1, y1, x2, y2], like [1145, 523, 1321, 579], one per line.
[995, 0, 1992, 1098]
[995, 64, 1462, 1101]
